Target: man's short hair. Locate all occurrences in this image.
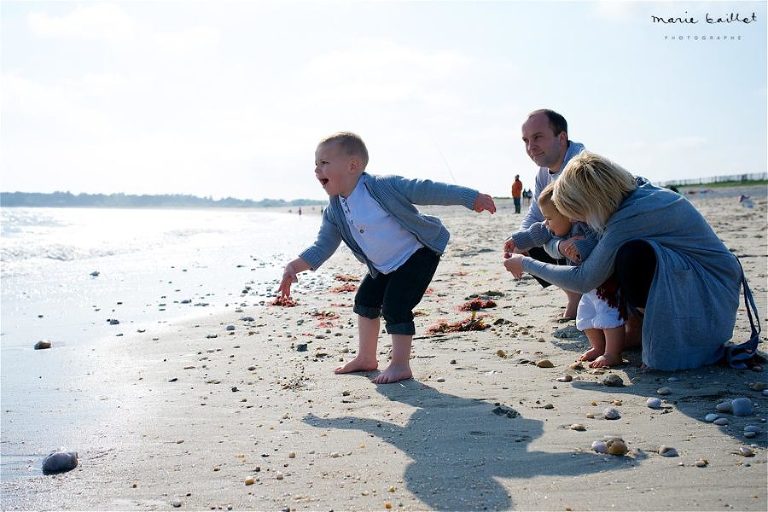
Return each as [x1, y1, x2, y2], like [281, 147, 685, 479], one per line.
[319, 132, 369, 168]
[528, 109, 568, 137]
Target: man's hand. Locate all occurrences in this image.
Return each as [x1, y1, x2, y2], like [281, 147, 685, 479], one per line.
[559, 237, 583, 263]
[503, 254, 525, 279]
[473, 193, 497, 214]
[503, 238, 516, 258]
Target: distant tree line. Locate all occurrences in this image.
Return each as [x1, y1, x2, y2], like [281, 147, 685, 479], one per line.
[0, 191, 327, 209]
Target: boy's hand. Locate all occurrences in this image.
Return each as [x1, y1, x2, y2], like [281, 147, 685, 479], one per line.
[503, 254, 525, 279]
[473, 193, 497, 214]
[278, 264, 298, 297]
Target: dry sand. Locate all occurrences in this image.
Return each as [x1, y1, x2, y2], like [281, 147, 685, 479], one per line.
[2, 185, 766, 511]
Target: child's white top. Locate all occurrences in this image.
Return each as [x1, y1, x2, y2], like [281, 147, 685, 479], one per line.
[340, 179, 422, 274]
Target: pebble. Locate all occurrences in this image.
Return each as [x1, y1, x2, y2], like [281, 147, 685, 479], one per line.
[436, 377, 446, 382]
[738, 446, 755, 457]
[603, 407, 621, 420]
[171, 500, 182, 508]
[744, 425, 762, 434]
[731, 397, 753, 416]
[569, 362, 584, 370]
[744, 431, 757, 439]
[226, 325, 235, 331]
[34, 340, 52, 350]
[275, 471, 284, 480]
[656, 387, 672, 395]
[749, 382, 768, 391]
[715, 401, 732, 413]
[606, 438, 628, 456]
[296, 343, 308, 352]
[570, 423, 586, 431]
[42, 450, 78, 475]
[245, 477, 255, 485]
[602, 374, 624, 387]
[557, 374, 573, 382]
[658, 445, 679, 457]
[764, 389, 768, 397]
[695, 458, 708, 467]
[591, 440, 607, 454]
[713, 417, 729, 426]
[536, 359, 554, 368]
[704, 413, 719, 422]
[646, 397, 663, 409]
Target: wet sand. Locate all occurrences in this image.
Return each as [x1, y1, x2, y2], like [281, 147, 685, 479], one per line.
[2, 185, 766, 511]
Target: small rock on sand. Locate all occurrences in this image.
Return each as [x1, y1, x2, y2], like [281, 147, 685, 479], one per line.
[42, 450, 78, 475]
[646, 397, 663, 409]
[602, 374, 623, 387]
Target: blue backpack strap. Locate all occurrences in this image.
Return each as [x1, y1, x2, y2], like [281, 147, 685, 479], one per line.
[723, 260, 762, 369]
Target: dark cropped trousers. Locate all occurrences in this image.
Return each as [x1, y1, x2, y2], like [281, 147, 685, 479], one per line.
[353, 247, 440, 335]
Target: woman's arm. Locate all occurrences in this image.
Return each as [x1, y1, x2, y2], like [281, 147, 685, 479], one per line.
[507, 233, 618, 293]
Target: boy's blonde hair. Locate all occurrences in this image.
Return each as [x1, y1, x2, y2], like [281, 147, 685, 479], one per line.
[553, 151, 637, 233]
[319, 131, 369, 169]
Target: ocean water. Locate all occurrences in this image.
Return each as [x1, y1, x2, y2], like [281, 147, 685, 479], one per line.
[1, 207, 323, 349]
[0, 206, 325, 480]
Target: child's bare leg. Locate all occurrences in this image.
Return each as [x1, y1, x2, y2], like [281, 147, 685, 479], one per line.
[590, 325, 625, 368]
[335, 315, 379, 374]
[372, 334, 413, 384]
[624, 308, 644, 348]
[580, 328, 605, 361]
[562, 289, 581, 320]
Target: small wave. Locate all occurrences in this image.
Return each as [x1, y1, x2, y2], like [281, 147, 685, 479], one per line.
[0, 244, 120, 263]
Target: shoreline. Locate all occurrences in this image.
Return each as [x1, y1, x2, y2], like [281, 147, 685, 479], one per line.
[2, 186, 766, 510]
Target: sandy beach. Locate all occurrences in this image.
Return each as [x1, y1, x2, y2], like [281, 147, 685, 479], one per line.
[2, 185, 766, 511]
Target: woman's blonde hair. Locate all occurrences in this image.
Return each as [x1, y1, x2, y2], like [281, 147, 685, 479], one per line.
[553, 151, 636, 233]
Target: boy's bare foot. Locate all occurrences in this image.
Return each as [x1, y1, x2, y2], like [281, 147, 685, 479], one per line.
[589, 353, 623, 368]
[371, 363, 412, 384]
[335, 356, 378, 375]
[579, 347, 604, 362]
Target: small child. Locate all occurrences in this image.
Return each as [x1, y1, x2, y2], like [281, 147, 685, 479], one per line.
[278, 132, 497, 383]
[504, 183, 625, 368]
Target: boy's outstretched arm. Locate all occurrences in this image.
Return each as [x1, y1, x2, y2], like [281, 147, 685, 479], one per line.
[473, 193, 496, 214]
[278, 257, 311, 297]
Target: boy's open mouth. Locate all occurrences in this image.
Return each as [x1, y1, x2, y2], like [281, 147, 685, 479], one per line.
[319, 178, 329, 186]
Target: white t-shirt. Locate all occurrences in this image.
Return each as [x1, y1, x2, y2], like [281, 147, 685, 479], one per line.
[340, 180, 423, 274]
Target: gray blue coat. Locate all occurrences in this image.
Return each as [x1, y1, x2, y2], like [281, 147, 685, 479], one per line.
[522, 178, 742, 371]
[300, 173, 479, 277]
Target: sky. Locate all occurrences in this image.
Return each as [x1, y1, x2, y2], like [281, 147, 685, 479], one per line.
[1, 0, 766, 201]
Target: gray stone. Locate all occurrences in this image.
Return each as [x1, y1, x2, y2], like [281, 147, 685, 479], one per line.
[42, 450, 78, 475]
[731, 398, 753, 417]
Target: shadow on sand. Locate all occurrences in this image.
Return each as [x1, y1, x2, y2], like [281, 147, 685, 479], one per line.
[304, 378, 641, 510]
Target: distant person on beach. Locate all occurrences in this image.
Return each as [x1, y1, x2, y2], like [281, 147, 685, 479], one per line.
[511, 175, 523, 214]
[507, 109, 585, 321]
[503, 151, 757, 371]
[505, 181, 628, 367]
[278, 131, 497, 384]
[523, 189, 532, 207]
